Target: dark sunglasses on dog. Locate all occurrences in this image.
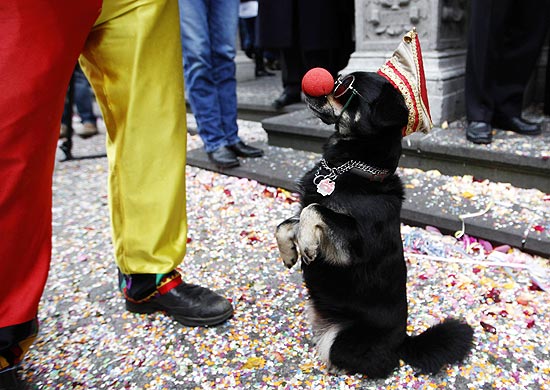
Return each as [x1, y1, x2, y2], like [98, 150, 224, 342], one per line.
[333, 74, 367, 101]
[333, 74, 357, 98]
[332, 74, 367, 116]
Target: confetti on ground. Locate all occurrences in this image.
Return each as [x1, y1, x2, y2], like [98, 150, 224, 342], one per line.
[20, 118, 550, 389]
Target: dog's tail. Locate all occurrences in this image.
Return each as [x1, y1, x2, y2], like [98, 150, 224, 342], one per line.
[398, 318, 474, 374]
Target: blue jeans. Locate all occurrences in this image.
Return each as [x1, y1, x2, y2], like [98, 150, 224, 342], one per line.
[61, 65, 97, 126]
[178, 0, 240, 153]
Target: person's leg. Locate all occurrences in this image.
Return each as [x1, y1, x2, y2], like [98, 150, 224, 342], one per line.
[80, 0, 232, 326]
[250, 16, 274, 77]
[492, 0, 550, 118]
[464, 0, 512, 123]
[0, 0, 100, 383]
[546, 40, 550, 115]
[210, 0, 263, 158]
[72, 65, 96, 125]
[464, 0, 511, 143]
[272, 47, 303, 109]
[239, 18, 253, 58]
[81, 0, 188, 276]
[60, 78, 73, 138]
[209, 0, 240, 145]
[72, 64, 99, 138]
[61, 75, 74, 128]
[178, 0, 225, 153]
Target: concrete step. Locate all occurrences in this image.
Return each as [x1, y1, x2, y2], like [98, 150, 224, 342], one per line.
[186, 141, 550, 258]
[261, 108, 550, 193]
[236, 71, 306, 122]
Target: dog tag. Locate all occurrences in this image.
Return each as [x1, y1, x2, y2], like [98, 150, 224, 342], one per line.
[316, 178, 335, 196]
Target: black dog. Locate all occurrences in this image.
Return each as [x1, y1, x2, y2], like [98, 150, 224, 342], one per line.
[275, 71, 474, 378]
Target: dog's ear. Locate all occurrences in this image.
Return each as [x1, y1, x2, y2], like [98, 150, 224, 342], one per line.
[370, 83, 409, 131]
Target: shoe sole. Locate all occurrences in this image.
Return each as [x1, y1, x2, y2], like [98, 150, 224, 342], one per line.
[466, 135, 492, 144]
[207, 156, 240, 169]
[509, 130, 542, 136]
[76, 131, 99, 139]
[234, 152, 264, 158]
[492, 123, 542, 136]
[213, 161, 240, 169]
[125, 301, 234, 327]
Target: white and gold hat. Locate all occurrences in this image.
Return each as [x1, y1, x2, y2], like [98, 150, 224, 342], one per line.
[377, 28, 433, 136]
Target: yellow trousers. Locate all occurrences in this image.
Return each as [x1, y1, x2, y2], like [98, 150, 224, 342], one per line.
[80, 0, 188, 274]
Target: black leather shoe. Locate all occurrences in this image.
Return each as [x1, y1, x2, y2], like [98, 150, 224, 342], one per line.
[227, 141, 264, 158]
[0, 368, 29, 390]
[126, 282, 234, 326]
[272, 91, 301, 109]
[466, 121, 492, 144]
[255, 69, 275, 77]
[492, 116, 542, 135]
[207, 146, 240, 168]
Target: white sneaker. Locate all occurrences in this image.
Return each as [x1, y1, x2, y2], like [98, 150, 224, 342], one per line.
[75, 122, 98, 138]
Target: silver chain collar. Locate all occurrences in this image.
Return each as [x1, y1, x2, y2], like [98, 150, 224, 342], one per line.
[313, 158, 390, 196]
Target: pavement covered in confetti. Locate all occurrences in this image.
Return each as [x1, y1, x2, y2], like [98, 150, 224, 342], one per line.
[20, 118, 550, 389]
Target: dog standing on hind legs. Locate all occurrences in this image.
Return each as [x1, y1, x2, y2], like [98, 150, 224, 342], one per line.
[275, 29, 474, 378]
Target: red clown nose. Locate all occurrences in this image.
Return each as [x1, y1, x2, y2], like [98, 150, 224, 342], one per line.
[301, 67, 334, 97]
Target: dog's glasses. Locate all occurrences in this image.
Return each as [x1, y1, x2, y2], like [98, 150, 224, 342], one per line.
[333, 75, 358, 99]
[332, 75, 365, 116]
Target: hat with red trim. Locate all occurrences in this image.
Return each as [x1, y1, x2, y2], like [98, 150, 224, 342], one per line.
[377, 28, 433, 136]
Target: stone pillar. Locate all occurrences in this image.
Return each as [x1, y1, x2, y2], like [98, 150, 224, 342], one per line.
[345, 0, 468, 125]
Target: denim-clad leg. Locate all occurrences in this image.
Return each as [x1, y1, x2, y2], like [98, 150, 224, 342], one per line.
[179, 0, 240, 153]
[72, 65, 97, 124]
[61, 65, 97, 127]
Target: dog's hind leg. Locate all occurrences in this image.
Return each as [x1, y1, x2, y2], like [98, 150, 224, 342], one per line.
[306, 303, 344, 372]
[275, 218, 300, 268]
[328, 324, 400, 378]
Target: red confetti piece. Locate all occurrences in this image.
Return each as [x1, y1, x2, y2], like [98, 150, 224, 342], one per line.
[262, 188, 276, 197]
[418, 274, 428, 280]
[224, 189, 232, 196]
[480, 321, 497, 334]
[484, 288, 501, 303]
[247, 235, 261, 244]
[527, 319, 535, 329]
[187, 237, 193, 243]
[240, 230, 261, 244]
[528, 282, 543, 291]
[533, 225, 545, 232]
[472, 267, 482, 274]
[499, 310, 508, 317]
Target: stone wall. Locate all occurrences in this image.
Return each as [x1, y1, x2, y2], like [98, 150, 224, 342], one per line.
[345, 0, 548, 125]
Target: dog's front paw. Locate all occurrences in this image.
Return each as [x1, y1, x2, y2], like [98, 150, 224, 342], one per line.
[275, 219, 299, 268]
[297, 205, 324, 264]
